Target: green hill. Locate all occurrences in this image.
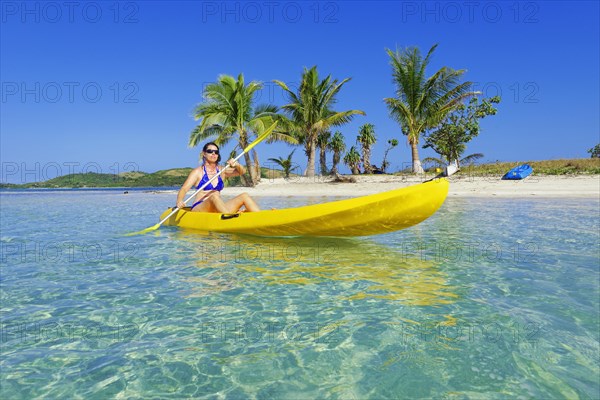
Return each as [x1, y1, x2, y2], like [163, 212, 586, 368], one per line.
[0, 168, 194, 189]
[0, 166, 290, 189]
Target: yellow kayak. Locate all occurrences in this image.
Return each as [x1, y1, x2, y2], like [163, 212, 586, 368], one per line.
[159, 178, 449, 237]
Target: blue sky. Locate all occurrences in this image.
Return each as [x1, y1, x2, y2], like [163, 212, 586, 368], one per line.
[1, 0, 599, 183]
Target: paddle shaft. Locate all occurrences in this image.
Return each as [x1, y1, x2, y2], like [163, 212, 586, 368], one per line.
[423, 162, 459, 183]
[157, 151, 247, 226]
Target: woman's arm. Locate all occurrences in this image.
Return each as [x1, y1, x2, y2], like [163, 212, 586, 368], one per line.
[222, 159, 245, 178]
[176, 169, 200, 208]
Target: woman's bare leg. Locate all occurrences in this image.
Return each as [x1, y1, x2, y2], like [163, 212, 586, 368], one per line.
[191, 192, 228, 213]
[224, 193, 260, 212]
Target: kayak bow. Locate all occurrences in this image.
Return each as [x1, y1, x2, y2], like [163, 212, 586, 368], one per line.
[159, 178, 449, 237]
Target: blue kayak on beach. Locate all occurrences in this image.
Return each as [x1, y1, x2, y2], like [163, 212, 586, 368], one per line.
[502, 164, 533, 180]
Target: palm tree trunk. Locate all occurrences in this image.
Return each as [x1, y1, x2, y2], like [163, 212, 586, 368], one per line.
[239, 134, 254, 186]
[319, 147, 327, 175]
[363, 148, 372, 174]
[410, 140, 424, 174]
[306, 139, 316, 177]
[332, 152, 340, 175]
[252, 149, 261, 184]
[382, 149, 390, 173]
[243, 152, 254, 186]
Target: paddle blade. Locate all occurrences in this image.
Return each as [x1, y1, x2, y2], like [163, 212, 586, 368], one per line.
[445, 164, 459, 177]
[125, 223, 161, 236]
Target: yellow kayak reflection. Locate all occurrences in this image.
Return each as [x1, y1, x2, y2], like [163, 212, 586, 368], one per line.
[178, 232, 459, 306]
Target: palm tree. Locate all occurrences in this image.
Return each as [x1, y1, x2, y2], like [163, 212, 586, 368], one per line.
[381, 138, 398, 173]
[317, 131, 331, 175]
[274, 66, 365, 177]
[343, 146, 361, 175]
[384, 44, 478, 173]
[357, 123, 377, 174]
[189, 74, 286, 186]
[268, 149, 296, 179]
[329, 131, 346, 175]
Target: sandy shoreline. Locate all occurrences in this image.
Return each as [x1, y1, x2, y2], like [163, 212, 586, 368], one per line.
[163, 174, 600, 199]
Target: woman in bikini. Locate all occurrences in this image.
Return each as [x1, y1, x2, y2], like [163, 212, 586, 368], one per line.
[176, 142, 260, 213]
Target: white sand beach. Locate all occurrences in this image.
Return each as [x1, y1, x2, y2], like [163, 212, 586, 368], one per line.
[217, 174, 600, 198]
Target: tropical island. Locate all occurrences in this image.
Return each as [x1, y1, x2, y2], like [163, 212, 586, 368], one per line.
[1, 159, 598, 191]
[2, 44, 598, 191]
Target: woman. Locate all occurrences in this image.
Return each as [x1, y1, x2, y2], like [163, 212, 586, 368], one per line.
[176, 142, 260, 212]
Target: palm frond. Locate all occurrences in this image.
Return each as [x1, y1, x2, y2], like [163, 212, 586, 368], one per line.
[329, 131, 347, 153]
[188, 124, 234, 147]
[460, 153, 484, 165]
[324, 110, 366, 127]
[422, 156, 446, 167]
[267, 131, 299, 145]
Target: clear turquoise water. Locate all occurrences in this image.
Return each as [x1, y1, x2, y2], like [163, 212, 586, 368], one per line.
[1, 190, 599, 399]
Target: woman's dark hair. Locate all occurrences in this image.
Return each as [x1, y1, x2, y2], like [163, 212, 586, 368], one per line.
[202, 142, 221, 163]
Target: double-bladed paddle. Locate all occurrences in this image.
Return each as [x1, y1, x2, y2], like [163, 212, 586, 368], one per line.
[126, 122, 277, 236]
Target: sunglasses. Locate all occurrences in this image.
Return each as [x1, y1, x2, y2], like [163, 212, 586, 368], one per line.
[205, 149, 219, 155]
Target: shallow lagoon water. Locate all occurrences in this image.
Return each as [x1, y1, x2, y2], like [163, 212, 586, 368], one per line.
[1, 190, 598, 398]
